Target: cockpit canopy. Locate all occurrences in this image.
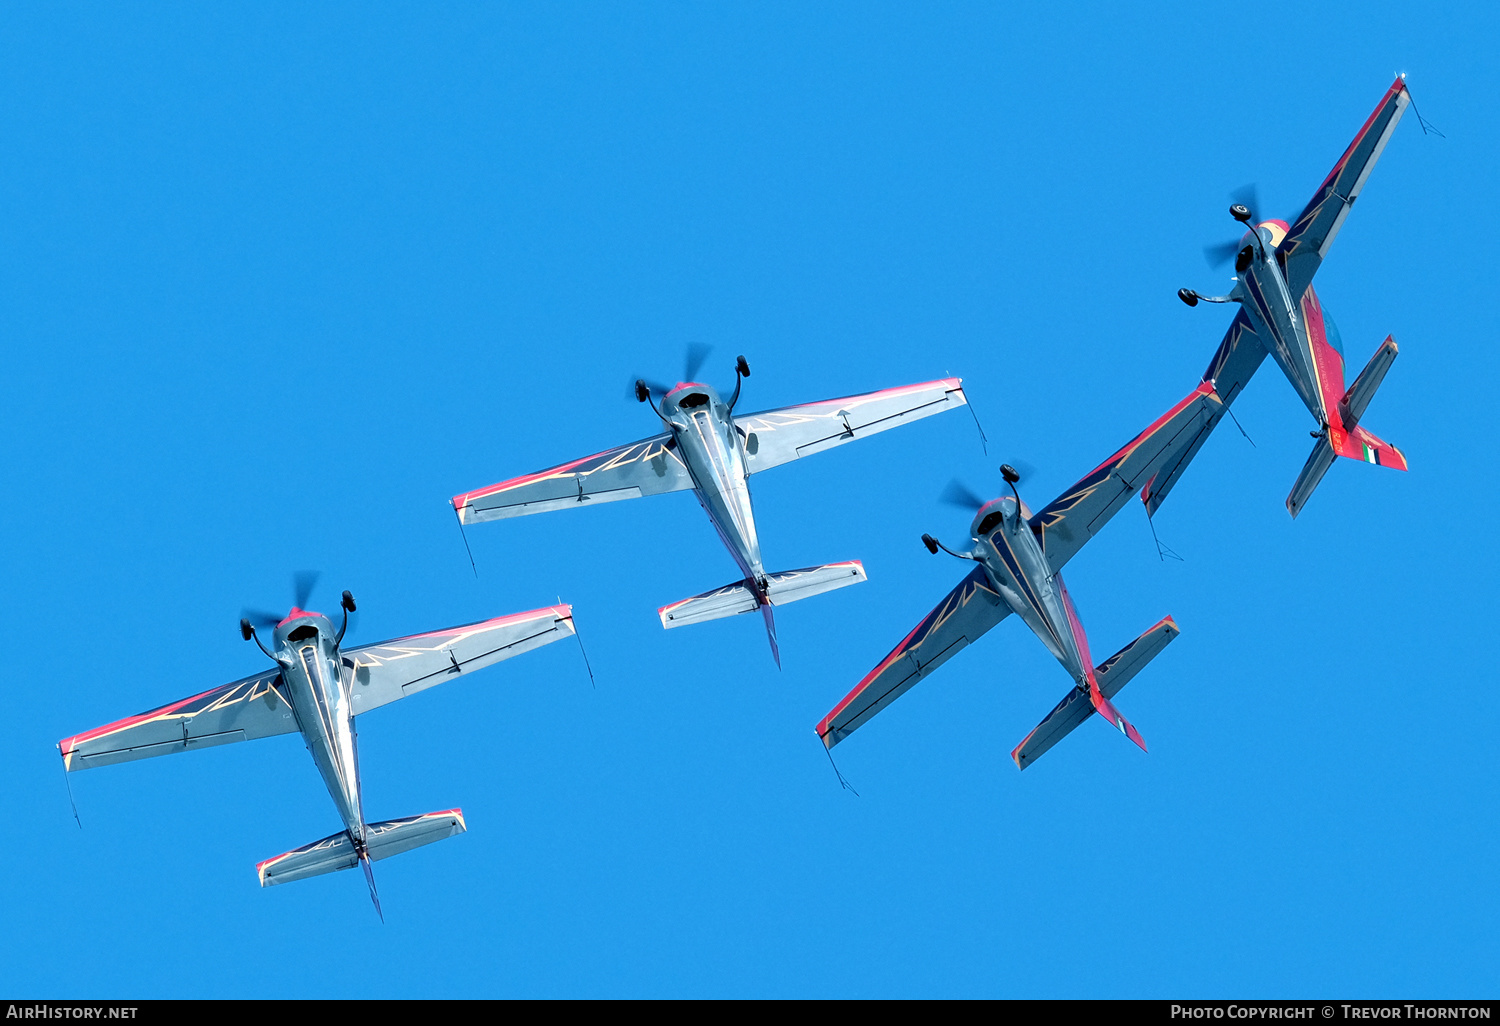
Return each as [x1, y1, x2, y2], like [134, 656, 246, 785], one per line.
[676, 391, 711, 409]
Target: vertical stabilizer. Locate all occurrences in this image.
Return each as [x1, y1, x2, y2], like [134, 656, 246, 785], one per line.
[761, 602, 780, 668]
[360, 853, 383, 922]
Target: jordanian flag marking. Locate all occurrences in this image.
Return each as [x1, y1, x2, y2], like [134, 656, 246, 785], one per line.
[1363, 443, 1379, 465]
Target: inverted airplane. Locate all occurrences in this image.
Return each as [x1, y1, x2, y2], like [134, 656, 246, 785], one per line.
[59, 581, 578, 916]
[816, 381, 1223, 769]
[451, 355, 970, 665]
[1174, 76, 1414, 518]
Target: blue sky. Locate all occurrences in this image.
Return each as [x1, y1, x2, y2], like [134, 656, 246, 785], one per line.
[1, 2, 1494, 998]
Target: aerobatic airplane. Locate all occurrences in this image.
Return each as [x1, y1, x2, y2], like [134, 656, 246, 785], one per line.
[816, 381, 1223, 769]
[1172, 75, 1414, 518]
[452, 353, 970, 665]
[59, 578, 578, 916]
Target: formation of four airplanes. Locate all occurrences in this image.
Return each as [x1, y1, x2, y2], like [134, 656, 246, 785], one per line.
[58, 77, 1417, 917]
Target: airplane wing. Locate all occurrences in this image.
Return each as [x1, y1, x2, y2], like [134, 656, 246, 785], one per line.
[60, 669, 296, 771]
[1142, 310, 1268, 517]
[346, 605, 576, 716]
[1030, 381, 1224, 575]
[453, 434, 694, 524]
[1280, 76, 1411, 301]
[735, 377, 967, 474]
[816, 564, 1009, 749]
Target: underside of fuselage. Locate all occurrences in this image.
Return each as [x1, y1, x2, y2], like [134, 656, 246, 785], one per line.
[270, 611, 365, 843]
[971, 498, 1081, 679]
[660, 381, 765, 583]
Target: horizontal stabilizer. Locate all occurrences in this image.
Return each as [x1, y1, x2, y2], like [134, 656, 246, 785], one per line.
[658, 561, 866, 629]
[1338, 336, 1398, 433]
[256, 809, 466, 887]
[765, 561, 866, 604]
[658, 580, 759, 628]
[1286, 434, 1338, 519]
[1012, 616, 1179, 770]
[1331, 423, 1407, 472]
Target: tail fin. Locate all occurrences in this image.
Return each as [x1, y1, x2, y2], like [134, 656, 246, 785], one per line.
[256, 809, 467, 888]
[657, 561, 867, 629]
[1288, 337, 1407, 519]
[360, 853, 383, 922]
[760, 603, 780, 669]
[1012, 617, 1179, 770]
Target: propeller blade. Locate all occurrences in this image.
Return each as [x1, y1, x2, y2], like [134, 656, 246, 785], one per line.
[625, 376, 674, 401]
[683, 343, 713, 383]
[242, 608, 286, 629]
[1203, 239, 1242, 269]
[293, 570, 320, 611]
[941, 479, 989, 511]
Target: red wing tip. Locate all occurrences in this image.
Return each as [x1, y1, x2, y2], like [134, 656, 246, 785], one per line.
[1009, 733, 1033, 769]
[255, 851, 292, 874]
[430, 808, 466, 829]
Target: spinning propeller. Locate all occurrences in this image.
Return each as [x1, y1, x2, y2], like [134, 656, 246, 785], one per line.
[628, 342, 717, 402]
[1202, 183, 1263, 269]
[239, 571, 357, 644]
[939, 462, 1031, 512]
[940, 479, 989, 512]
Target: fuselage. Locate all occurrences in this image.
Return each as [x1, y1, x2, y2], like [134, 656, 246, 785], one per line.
[963, 497, 1094, 689]
[268, 608, 365, 847]
[657, 382, 765, 592]
[1229, 220, 1347, 427]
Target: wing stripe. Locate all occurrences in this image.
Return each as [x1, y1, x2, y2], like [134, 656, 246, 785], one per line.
[816, 565, 1007, 747]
